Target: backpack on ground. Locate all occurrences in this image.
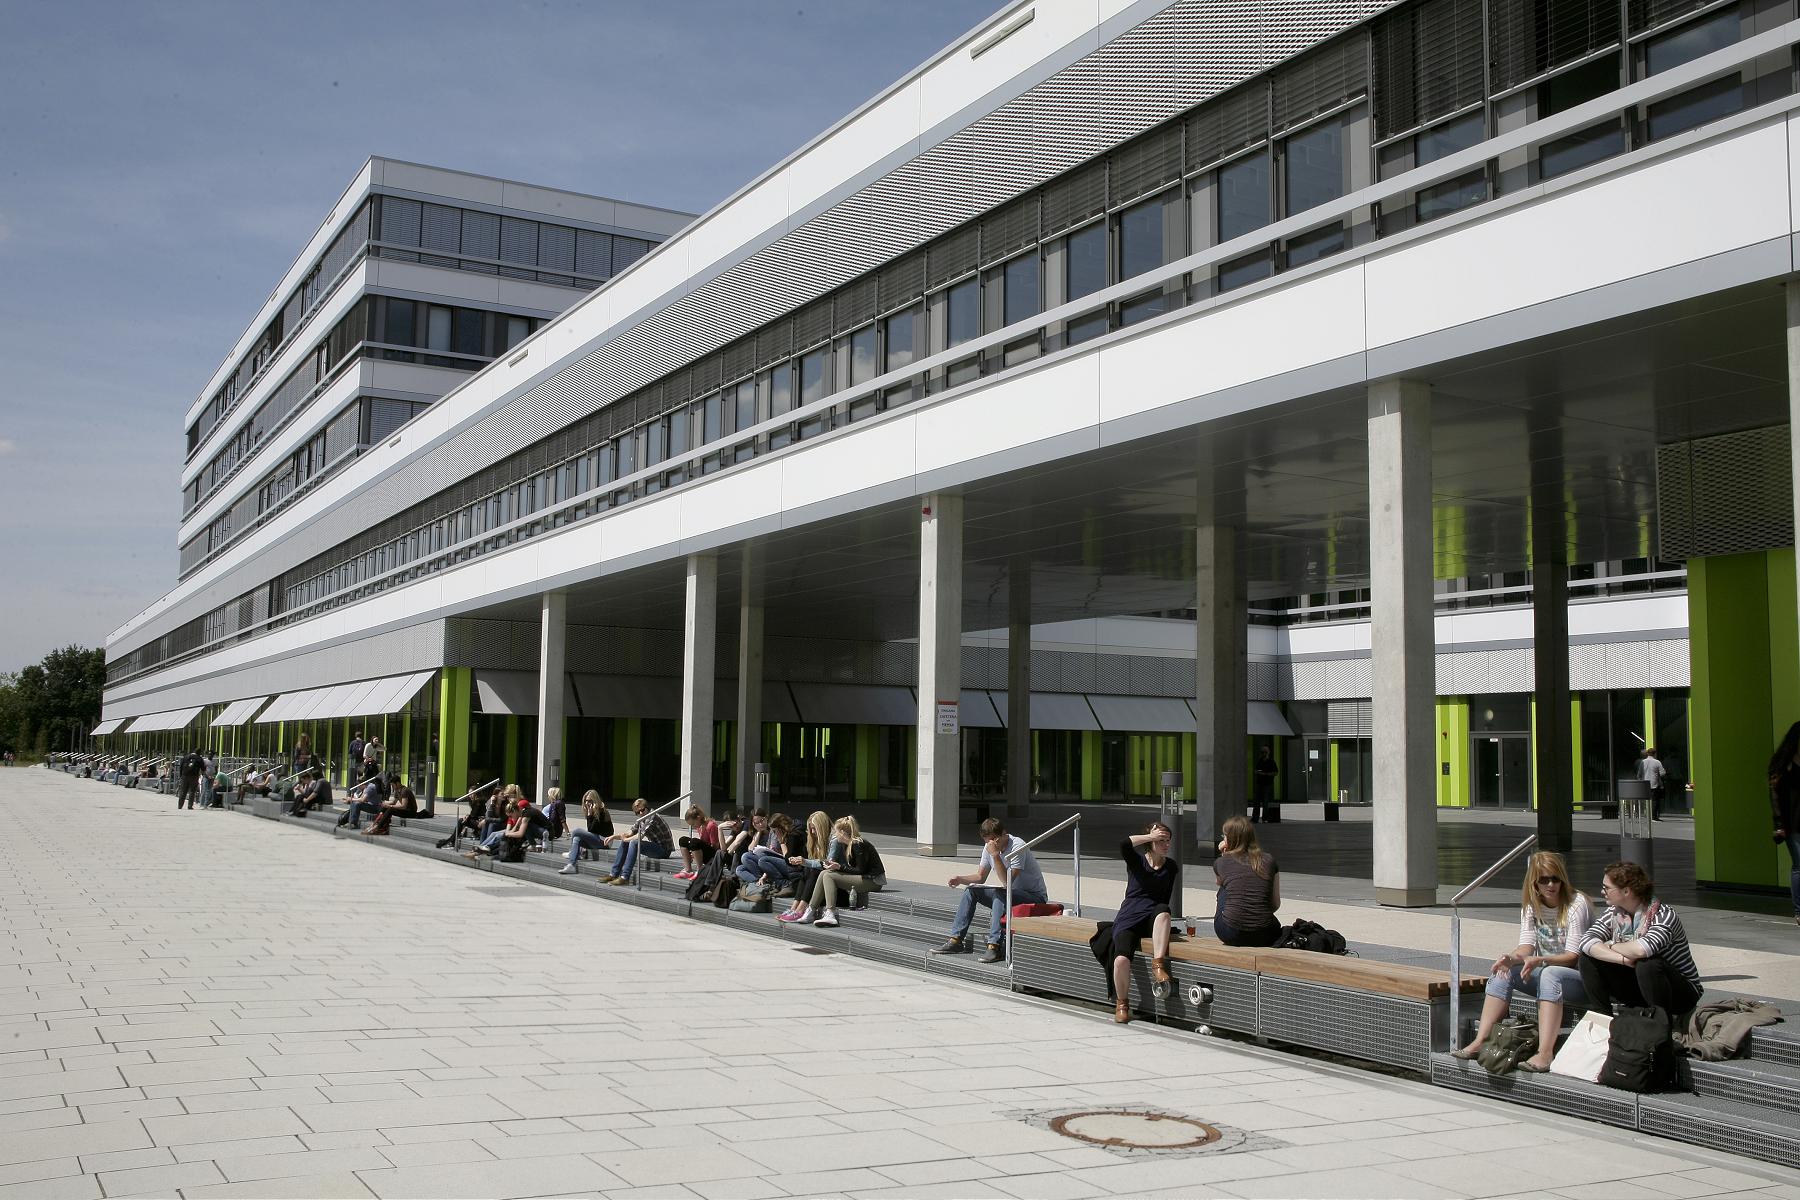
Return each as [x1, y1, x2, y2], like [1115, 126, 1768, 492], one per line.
[1274, 918, 1348, 955]
[1599, 1006, 1680, 1093]
[729, 888, 771, 914]
[712, 876, 740, 909]
[687, 854, 726, 902]
[1477, 1017, 1540, 1075]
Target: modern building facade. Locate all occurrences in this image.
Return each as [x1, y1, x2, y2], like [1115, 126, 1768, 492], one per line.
[102, 0, 1800, 905]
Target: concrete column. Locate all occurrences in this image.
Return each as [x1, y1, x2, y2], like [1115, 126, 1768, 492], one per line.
[1006, 558, 1032, 819]
[680, 552, 718, 814]
[1194, 522, 1247, 860]
[1531, 416, 1574, 852]
[917, 492, 963, 856]
[1368, 378, 1438, 907]
[735, 547, 764, 808]
[533, 591, 566, 806]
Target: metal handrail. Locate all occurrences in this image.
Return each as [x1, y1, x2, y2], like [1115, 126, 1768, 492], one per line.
[1449, 833, 1538, 1051]
[633, 793, 690, 889]
[1004, 813, 1082, 968]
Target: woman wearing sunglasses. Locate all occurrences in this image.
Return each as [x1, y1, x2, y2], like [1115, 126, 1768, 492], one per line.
[1453, 850, 1592, 1072]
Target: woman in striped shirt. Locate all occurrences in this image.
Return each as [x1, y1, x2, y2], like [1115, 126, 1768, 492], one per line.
[1578, 861, 1702, 1024]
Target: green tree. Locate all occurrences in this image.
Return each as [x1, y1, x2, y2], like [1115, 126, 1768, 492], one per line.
[0, 647, 104, 758]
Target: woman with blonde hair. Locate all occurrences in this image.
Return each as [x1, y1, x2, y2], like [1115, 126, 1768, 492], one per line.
[806, 816, 888, 928]
[1213, 815, 1281, 947]
[778, 811, 837, 920]
[1454, 850, 1592, 1071]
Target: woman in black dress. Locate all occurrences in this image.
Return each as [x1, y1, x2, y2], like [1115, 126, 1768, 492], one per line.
[1107, 820, 1179, 1024]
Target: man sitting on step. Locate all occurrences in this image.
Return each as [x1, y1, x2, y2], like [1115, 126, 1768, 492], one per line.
[930, 818, 1049, 965]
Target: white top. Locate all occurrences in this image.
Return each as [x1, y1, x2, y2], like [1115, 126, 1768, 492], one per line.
[1639, 756, 1666, 787]
[1517, 892, 1594, 957]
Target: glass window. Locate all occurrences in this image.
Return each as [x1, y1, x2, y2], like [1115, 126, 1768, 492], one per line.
[426, 306, 452, 352]
[1284, 118, 1343, 216]
[452, 308, 483, 357]
[1218, 250, 1271, 293]
[1002, 253, 1039, 326]
[945, 277, 979, 348]
[884, 306, 918, 372]
[799, 349, 826, 405]
[501, 316, 530, 351]
[1118, 197, 1166, 281]
[384, 299, 415, 346]
[849, 325, 877, 384]
[702, 393, 722, 442]
[1540, 57, 1626, 179]
[1415, 111, 1488, 221]
[1217, 152, 1270, 242]
[734, 379, 756, 432]
[1285, 223, 1344, 268]
[1647, 76, 1741, 140]
[1646, 8, 1737, 75]
[1066, 222, 1107, 300]
[768, 365, 793, 416]
[1118, 292, 1165, 327]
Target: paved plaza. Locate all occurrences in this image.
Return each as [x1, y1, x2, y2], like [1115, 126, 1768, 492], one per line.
[4, 770, 1799, 1200]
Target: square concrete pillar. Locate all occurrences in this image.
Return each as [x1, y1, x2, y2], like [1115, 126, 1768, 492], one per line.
[1368, 378, 1438, 907]
[534, 591, 566, 806]
[1530, 417, 1573, 853]
[1788, 283, 1800, 630]
[735, 546, 764, 808]
[1194, 523, 1246, 859]
[916, 493, 963, 855]
[680, 552, 718, 814]
[1006, 558, 1032, 819]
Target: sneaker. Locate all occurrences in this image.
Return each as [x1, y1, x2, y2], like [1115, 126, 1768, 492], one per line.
[812, 910, 839, 927]
[777, 909, 803, 923]
[929, 938, 968, 955]
[672, 871, 695, 881]
[978, 943, 1005, 965]
[558, 865, 578, 876]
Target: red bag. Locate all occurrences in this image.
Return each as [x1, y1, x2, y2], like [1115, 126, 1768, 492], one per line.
[1009, 902, 1064, 920]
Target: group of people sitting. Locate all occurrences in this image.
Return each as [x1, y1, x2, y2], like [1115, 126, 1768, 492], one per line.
[1454, 851, 1703, 1069]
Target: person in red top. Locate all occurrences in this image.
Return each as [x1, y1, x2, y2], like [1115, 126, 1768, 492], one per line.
[672, 805, 720, 880]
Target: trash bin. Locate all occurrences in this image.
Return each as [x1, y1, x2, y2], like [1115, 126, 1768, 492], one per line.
[1616, 779, 1654, 876]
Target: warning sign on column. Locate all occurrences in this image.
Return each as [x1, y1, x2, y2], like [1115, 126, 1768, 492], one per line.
[935, 701, 959, 735]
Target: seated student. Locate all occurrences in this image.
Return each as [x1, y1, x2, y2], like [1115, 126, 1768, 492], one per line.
[1213, 816, 1281, 947]
[724, 809, 773, 869]
[289, 768, 331, 816]
[337, 770, 391, 830]
[558, 791, 616, 875]
[1579, 860, 1702, 1025]
[363, 775, 419, 836]
[1455, 850, 1592, 1071]
[672, 806, 721, 880]
[779, 811, 836, 920]
[1101, 822, 1179, 1024]
[535, 787, 567, 851]
[804, 816, 888, 927]
[244, 767, 275, 797]
[605, 798, 674, 884]
[437, 785, 498, 849]
[930, 818, 1049, 964]
[465, 797, 530, 860]
[715, 808, 742, 855]
[735, 813, 805, 892]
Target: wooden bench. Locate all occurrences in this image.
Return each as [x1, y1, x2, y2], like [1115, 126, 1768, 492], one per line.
[1007, 914, 1484, 1072]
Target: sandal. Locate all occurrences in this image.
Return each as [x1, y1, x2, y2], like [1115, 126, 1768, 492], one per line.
[1151, 957, 1172, 987]
[1450, 1045, 1481, 1061]
[1114, 999, 1131, 1025]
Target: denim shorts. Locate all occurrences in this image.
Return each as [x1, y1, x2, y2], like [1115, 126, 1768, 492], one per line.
[1485, 961, 1585, 1005]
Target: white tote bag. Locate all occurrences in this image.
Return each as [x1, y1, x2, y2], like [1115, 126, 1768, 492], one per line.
[1549, 1010, 1612, 1082]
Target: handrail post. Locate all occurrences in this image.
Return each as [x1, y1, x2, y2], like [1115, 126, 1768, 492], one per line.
[1450, 909, 1463, 1054]
[1073, 821, 1081, 917]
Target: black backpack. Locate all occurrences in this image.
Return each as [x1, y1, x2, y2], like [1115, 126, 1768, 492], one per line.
[686, 854, 726, 902]
[1275, 918, 1348, 955]
[1599, 1006, 1679, 1093]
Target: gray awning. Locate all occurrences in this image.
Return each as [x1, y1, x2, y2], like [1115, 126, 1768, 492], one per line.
[954, 690, 1004, 729]
[209, 697, 270, 728]
[91, 717, 127, 737]
[572, 675, 683, 720]
[1248, 702, 1296, 737]
[988, 692, 1098, 731]
[356, 670, 439, 717]
[712, 681, 802, 725]
[126, 707, 204, 733]
[1088, 695, 1193, 733]
[786, 683, 914, 726]
[475, 670, 577, 716]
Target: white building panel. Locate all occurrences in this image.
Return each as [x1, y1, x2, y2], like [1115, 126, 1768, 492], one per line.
[914, 354, 1100, 476]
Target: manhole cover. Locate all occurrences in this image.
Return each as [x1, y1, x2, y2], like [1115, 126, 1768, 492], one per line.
[1048, 1110, 1221, 1150]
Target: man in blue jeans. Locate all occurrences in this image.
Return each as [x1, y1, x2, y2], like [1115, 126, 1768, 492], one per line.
[930, 818, 1049, 964]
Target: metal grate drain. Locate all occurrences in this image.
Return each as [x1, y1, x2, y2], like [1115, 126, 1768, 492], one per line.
[1048, 1110, 1221, 1150]
[792, 946, 835, 956]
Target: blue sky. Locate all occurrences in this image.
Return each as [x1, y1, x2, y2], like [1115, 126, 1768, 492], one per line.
[0, 0, 991, 672]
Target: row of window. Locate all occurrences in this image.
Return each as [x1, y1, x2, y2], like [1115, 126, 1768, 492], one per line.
[369, 194, 657, 288]
[115, 0, 1779, 686]
[182, 298, 544, 526]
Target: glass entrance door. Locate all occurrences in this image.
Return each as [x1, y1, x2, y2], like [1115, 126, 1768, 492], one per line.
[1472, 734, 1533, 809]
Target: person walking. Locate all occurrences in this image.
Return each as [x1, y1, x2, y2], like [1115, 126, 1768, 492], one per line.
[1639, 746, 1666, 820]
[176, 748, 205, 811]
[1251, 746, 1278, 823]
[1769, 722, 1800, 926]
